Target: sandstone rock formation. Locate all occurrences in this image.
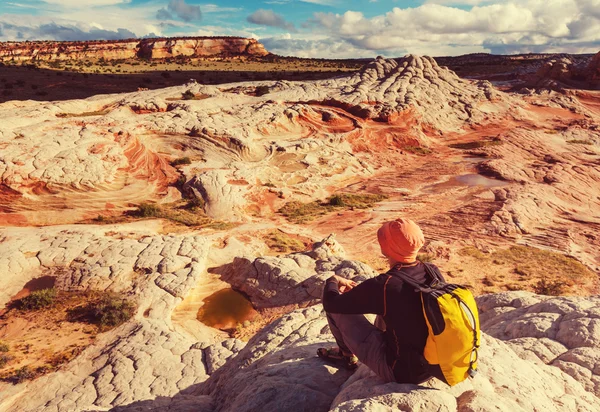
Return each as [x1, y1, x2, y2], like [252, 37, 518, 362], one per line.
[1, 52, 599, 411]
[213, 235, 377, 308]
[196, 293, 600, 412]
[0, 37, 269, 63]
[527, 52, 600, 89]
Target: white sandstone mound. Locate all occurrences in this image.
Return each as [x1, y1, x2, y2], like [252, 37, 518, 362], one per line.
[213, 234, 377, 308]
[200, 293, 600, 412]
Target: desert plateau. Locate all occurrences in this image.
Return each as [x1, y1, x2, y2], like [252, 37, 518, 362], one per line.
[0, 29, 599, 412]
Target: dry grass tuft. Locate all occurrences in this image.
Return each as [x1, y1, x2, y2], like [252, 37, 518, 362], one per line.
[264, 230, 306, 253]
[457, 245, 595, 295]
[279, 193, 388, 224]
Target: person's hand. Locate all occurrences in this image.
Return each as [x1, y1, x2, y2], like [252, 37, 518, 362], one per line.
[335, 275, 357, 293]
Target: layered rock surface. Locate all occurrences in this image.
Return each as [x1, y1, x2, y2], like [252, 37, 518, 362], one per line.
[0, 37, 269, 63]
[198, 294, 600, 412]
[527, 51, 600, 89]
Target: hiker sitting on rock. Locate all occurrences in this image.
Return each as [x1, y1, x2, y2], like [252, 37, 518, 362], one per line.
[318, 218, 444, 384]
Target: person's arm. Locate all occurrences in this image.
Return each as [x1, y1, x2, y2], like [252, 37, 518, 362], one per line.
[323, 275, 384, 315]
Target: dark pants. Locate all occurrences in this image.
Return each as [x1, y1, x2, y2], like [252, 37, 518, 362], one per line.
[326, 312, 396, 382]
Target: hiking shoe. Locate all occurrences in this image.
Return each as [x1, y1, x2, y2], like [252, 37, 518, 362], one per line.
[317, 347, 358, 370]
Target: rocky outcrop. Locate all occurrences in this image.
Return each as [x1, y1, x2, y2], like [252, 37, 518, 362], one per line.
[0, 37, 269, 63]
[213, 235, 377, 308]
[478, 291, 600, 398]
[198, 292, 600, 412]
[527, 52, 600, 89]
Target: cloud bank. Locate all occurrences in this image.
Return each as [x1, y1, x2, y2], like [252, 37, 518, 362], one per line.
[247, 9, 296, 32]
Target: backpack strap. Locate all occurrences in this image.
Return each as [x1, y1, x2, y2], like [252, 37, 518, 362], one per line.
[390, 262, 444, 293]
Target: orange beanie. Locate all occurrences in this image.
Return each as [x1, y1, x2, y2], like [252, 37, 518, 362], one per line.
[377, 218, 424, 263]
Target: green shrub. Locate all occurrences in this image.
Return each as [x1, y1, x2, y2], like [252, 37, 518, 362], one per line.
[567, 139, 593, 145]
[533, 277, 565, 296]
[182, 90, 196, 100]
[171, 157, 191, 166]
[404, 145, 433, 156]
[417, 253, 434, 263]
[17, 288, 57, 311]
[328, 195, 345, 206]
[86, 293, 135, 329]
[135, 203, 162, 217]
[9, 366, 36, 383]
[255, 85, 270, 96]
[0, 354, 12, 368]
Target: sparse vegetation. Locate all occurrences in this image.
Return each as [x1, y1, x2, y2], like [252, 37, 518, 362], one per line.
[84, 293, 136, 330]
[56, 109, 110, 118]
[255, 85, 270, 96]
[458, 245, 594, 295]
[264, 230, 306, 253]
[279, 193, 388, 224]
[182, 90, 196, 100]
[171, 157, 192, 166]
[131, 200, 232, 229]
[417, 253, 435, 263]
[0, 341, 8, 353]
[17, 288, 57, 311]
[8, 366, 36, 383]
[533, 277, 566, 296]
[0, 354, 11, 368]
[404, 145, 433, 156]
[135, 203, 162, 218]
[449, 138, 503, 150]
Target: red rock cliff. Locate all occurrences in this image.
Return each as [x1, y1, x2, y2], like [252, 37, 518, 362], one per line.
[0, 37, 270, 62]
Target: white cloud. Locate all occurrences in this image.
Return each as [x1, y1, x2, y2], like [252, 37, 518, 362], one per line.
[247, 9, 296, 32]
[304, 0, 600, 56]
[300, 0, 337, 5]
[202, 4, 243, 13]
[41, 0, 131, 6]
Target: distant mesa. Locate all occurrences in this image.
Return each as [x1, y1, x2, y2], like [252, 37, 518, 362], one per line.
[0, 37, 270, 63]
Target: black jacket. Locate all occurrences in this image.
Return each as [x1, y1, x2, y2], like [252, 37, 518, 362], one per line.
[323, 262, 444, 383]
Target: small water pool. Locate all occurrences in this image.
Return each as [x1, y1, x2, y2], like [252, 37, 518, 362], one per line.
[197, 288, 257, 330]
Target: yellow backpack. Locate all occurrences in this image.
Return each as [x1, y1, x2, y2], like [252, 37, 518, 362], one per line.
[396, 265, 481, 386]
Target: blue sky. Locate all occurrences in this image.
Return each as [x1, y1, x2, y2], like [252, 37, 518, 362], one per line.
[1, 1, 599, 58]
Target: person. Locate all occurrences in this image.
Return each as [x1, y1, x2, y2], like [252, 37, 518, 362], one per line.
[318, 218, 444, 384]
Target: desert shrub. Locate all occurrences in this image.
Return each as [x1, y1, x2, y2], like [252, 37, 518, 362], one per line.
[404, 145, 433, 156]
[280, 193, 387, 223]
[0, 341, 9, 352]
[533, 277, 565, 296]
[0, 354, 12, 368]
[86, 293, 135, 329]
[417, 253, 434, 263]
[264, 230, 305, 253]
[182, 90, 196, 100]
[17, 288, 57, 311]
[8, 366, 36, 383]
[135, 203, 161, 217]
[255, 85, 270, 96]
[328, 194, 345, 206]
[567, 139, 593, 145]
[448, 139, 503, 150]
[171, 157, 191, 166]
